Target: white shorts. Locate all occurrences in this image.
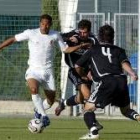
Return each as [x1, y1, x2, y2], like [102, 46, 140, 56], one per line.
[25, 67, 56, 91]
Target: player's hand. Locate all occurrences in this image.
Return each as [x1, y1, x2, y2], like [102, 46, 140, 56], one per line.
[69, 36, 78, 43]
[131, 73, 138, 81]
[87, 71, 93, 81]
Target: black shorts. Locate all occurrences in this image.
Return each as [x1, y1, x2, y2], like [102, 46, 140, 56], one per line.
[68, 68, 92, 90]
[88, 75, 130, 109]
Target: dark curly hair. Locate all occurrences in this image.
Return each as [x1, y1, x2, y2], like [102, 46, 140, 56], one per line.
[78, 19, 91, 32]
[40, 14, 52, 25]
[98, 24, 114, 44]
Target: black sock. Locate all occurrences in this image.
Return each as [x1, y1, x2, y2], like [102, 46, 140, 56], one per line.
[84, 111, 96, 130]
[124, 109, 139, 121]
[66, 95, 78, 106]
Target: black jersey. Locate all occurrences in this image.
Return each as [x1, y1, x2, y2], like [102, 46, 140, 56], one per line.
[76, 43, 130, 81]
[61, 30, 99, 68]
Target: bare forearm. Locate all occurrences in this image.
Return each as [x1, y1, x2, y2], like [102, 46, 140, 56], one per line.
[64, 42, 90, 53]
[122, 62, 138, 80]
[64, 44, 81, 53]
[0, 37, 16, 50]
[122, 62, 134, 75]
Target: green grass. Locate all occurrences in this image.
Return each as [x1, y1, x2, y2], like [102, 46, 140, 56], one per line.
[0, 117, 140, 140]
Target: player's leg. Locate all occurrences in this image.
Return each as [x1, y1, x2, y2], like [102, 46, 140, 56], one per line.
[40, 68, 57, 127]
[26, 68, 50, 127]
[55, 68, 89, 115]
[58, 83, 103, 130]
[79, 102, 99, 140]
[56, 83, 94, 107]
[66, 83, 89, 105]
[27, 79, 46, 117]
[41, 90, 55, 127]
[42, 68, 56, 110]
[55, 84, 90, 116]
[74, 83, 104, 132]
[55, 91, 82, 116]
[27, 78, 50, 127]
[80, 77, 117, 139]
[117, 75, 140, 121]
[119, 92, 140, 121]
[80, 85, 107, 139]
[55, 68, 103, 130]
[120, 105, 140, 121]
[43, 89, 56, 110]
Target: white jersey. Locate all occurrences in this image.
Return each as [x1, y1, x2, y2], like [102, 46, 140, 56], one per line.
[15, 28, 67, 68]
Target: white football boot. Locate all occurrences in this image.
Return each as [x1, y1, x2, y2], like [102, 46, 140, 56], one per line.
[79, 126, 99, 140]
[79, 133, 99, 140]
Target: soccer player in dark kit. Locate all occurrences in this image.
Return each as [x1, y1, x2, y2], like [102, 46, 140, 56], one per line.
[75, 24, 140, 139]
[55, 19, 103, 130]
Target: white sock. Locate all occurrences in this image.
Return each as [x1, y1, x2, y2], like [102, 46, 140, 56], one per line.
[43, 99, 51, 110]
[32, 94, 46, 116]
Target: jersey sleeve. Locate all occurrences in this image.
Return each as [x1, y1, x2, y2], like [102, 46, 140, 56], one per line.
[56, 32, 68, 52]
[119, 48, 130, 64]
[75, 49, 92, 67]
[15, 29, 30, 42]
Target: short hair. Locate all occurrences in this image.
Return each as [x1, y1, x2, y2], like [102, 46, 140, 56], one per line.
[40, 14, 52, 24]
[78, 19, 91, 32]
[98, 24, 114, 44]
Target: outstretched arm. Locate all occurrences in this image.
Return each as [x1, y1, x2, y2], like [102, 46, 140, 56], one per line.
[64, 42, 90, 53]
[122, 62, 138, 81]
[0, 37, 16, 51]
[57, 32, 91, 53]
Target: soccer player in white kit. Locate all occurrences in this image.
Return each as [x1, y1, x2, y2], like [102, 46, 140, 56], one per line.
[0, 14, 89, 127]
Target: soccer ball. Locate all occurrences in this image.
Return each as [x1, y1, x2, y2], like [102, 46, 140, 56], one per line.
[28, 118, 44, 133]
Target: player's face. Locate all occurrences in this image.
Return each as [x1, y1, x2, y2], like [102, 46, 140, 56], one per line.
[39, 18, 52, 34]
[79, 28, 90, 40]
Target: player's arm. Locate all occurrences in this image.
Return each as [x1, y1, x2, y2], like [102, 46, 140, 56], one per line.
[119, 48, 138, 81]
[64, 42, 90, 53]
[0, 29, 30, 51]
[122, 61, 138, 81]
[0, 37, 16, 51]
[57, 32, 91, 53]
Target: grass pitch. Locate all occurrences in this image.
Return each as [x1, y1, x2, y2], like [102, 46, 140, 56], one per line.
[0, 117, 140, 140]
